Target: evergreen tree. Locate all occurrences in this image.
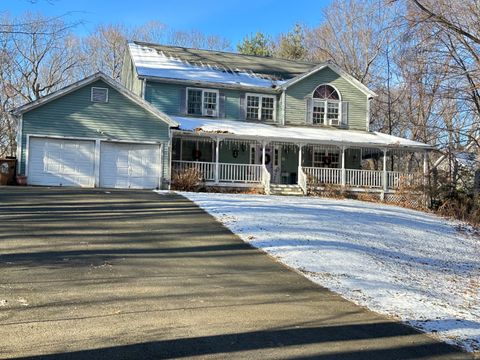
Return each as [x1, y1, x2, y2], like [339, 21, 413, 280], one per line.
[237, 32, 273, 56]
[276, 23, 308, 60]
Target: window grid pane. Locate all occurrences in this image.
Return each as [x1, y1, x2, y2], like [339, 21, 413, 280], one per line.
[313, 150, 340, 168]
[327, 102, 339, 124]
[261, 97, 274, 121]
[203, 91, 217, 111]
[246, 95, 260, 120]
[187, 89, 202, 115]
[312, 101, 325, 124]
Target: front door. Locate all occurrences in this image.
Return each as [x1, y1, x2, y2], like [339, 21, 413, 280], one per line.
[251, 144, 281, 183]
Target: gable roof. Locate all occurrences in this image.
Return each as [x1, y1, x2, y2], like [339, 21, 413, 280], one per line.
[128, 42, 377, 97]
[13, 72, 178, 127]
[280, 63, 378, 98]
[130, 41, 317, 80]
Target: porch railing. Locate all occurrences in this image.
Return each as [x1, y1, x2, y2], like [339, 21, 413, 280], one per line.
[346, 169, 383, 188]
[303, 167, 342, 185]
[172, 161, 262, 184]
[219, 163, 262, 183]
[387, 171, 423, 189]
[303, 166, 422, 190]
[172, 161, 215, 181]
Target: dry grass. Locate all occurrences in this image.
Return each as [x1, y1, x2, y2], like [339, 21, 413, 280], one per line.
[171, 168, 204, 192]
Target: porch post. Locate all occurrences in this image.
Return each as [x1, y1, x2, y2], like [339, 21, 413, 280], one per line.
[262, 141, 266, 166]
[341, 146, 346, 187]
[298, 144, 303, 167]
[215, 137, 220, 184]
[423, 150, 429, 206]
[382, 148, 388, 197]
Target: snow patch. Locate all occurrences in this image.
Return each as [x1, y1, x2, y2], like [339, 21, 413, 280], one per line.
[178, 192, 480, 352]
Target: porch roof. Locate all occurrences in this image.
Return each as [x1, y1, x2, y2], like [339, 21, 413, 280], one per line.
[171, 116, 433, 151]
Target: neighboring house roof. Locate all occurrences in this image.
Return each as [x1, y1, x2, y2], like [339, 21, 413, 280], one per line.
[13, 72, 179, 127]
[128, 42, 377, 96]
[172, 116, 433, 150]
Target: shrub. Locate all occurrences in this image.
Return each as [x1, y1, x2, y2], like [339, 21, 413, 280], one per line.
[171, 168, 203, 192]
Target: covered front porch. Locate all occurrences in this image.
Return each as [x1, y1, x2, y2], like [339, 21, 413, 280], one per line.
[171, 133, 428, 196]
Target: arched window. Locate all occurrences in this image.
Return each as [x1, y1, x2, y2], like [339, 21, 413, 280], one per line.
[313, 84, 340, 101]
[310, 84, 342, 126]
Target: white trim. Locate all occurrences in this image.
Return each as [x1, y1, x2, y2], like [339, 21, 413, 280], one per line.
[90, 87, 109, 103]
[280, 63, 377, 98]
[311, 83, 342, 101]
[13, 72, 178, 127]
[244, 93, 277, 122]
[94, 139, 101, 186]
[172, 129, 433, 151]
[16, 115, 23, 175]
[25, 134, 30, 177]
[186, 87, 220, 117]
[366, 97, 371, 131]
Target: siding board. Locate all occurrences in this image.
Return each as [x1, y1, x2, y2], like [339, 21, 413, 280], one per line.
[20, 79, 171, 184]
[285, 67, 368, 130]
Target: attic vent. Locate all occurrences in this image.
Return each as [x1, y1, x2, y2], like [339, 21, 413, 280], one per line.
[91, 87, 109, 103]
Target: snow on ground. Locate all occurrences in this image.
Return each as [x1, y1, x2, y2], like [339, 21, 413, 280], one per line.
[178, 192, 480, 352]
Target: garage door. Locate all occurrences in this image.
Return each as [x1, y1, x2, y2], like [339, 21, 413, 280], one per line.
[28, 137, 96, 187]
[100, 142, 161, 189]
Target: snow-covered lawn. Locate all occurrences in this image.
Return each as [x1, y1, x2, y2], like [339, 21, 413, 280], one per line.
[178, 192, 480, 353]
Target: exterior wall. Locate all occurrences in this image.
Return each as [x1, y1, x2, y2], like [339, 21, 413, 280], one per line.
[20, 79, 171, 183]
[285, 67, 369, 131]
[145, 81, 280, 123]
[120, 52, 143, 97]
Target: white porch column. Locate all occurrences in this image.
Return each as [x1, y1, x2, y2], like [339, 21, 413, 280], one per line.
[262, 141, 266, 166]
[382, 148, 388, 194]
[298, 144, 303, 167]
[341, 146, 346, 187]
[215, 137, 220, 184]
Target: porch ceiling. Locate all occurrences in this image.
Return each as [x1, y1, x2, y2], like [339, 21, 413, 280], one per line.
[171, 116, 434, 151]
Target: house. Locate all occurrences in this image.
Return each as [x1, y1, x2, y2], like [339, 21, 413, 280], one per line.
[13, 41, 432, 196]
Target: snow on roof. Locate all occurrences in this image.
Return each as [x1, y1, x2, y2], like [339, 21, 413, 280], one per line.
[172, 116, 432, 150]
[129, 43, 284, 89]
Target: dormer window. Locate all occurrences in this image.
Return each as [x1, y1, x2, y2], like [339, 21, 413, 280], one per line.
[187, 88, 219, 117]
[308, 84, 346, 127]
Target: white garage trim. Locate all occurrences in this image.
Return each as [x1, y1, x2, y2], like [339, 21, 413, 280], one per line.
[27, 136, 96, 187]
[25, 134, 166, 189]
[99, 140, 163, 189]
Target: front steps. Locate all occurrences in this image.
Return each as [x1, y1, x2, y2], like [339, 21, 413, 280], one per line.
[269, 184, 304, 196]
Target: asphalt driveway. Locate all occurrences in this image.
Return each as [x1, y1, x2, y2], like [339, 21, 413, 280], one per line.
[0, 187, 474, 359]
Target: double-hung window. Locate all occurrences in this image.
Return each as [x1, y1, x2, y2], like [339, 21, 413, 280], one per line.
[187, 88, 219, 117]
[310, 84, 341, 126]
[246, 94, 275, 121]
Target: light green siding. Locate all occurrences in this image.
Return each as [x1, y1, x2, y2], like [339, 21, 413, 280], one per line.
[285, 67, 368, 130]
[120, 52, 143, 97]
[145, 81, 280, 123]
[20, 79, 171, 184]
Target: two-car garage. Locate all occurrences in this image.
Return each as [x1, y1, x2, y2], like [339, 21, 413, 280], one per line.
[27, 137, 163, 189]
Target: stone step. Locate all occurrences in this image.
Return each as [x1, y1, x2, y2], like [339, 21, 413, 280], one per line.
[269, 184, 304, 196]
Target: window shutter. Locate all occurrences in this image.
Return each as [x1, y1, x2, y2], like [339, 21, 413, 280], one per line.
[239, 93, 246, 119]
[341, 101, 349, 127]
[219, 91, 226, 118]
[179, 87, 187, 115]
[305, 97, 313, 124]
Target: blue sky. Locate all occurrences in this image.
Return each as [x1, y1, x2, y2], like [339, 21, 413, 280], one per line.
[5, 0, 330, 45]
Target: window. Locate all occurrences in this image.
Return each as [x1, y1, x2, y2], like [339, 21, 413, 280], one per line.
[313, 149, 340, 168]
[187, 88, 219, 117]
[91, 87, 108, 103]
[310, 84, 342, 126]
[246, 94, 275, 121]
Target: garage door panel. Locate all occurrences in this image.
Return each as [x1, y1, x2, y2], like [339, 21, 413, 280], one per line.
[99, 142, 161, 189]
[28, 137, 95, 187]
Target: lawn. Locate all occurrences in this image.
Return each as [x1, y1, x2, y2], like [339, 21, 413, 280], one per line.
[175, 192, 480, 353]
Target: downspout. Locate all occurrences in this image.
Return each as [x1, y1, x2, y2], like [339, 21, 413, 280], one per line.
[281, 90, 286, 126]
[141, 78, 147, 100]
